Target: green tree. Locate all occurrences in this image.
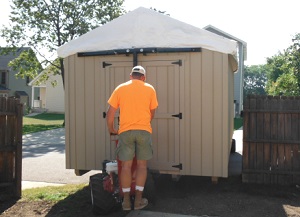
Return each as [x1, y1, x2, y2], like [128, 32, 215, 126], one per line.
[267, 71, 300, 96]
[7, 48, 43, 79]
[243, 64, 267, 98]
[264, 33, 300, 96]
[1, 0, 125, 85]
[288, 33, 300, 81]
[265, 52, 287, 83]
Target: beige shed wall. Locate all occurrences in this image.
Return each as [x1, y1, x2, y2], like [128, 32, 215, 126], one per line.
[64, 49, 235, 178]
[64, 55, 133, 170]
[182, 49, 234, 178]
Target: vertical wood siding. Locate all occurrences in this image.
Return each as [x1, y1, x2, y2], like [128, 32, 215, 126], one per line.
[243, 95, 300, 185]
[64, 50, 235, 178]
[188, 50, 232, 177]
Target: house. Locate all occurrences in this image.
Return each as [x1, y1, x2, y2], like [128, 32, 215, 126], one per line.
[0, 85, 9, 97]
[57, 7, 238, 179]
[29, 70, 64, 113]
[0, 47, 38, 113]
[203, 25, 247, 117]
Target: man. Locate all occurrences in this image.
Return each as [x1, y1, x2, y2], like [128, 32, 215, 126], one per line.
[106, 65, 158, 210]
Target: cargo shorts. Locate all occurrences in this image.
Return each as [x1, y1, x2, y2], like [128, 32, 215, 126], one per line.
[116, 130, 153, 161]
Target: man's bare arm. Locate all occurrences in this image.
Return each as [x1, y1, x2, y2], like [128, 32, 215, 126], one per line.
[150, 109, 156, 121]
[106, 105, 118, 134]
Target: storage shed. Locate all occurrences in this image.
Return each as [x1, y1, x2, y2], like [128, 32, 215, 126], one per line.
[57, 7, 238, 179]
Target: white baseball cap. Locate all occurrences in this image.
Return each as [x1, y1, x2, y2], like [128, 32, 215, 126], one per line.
[131, 65, 146, 75]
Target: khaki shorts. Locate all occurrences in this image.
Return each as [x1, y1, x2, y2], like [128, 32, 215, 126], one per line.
[116, 130, 153, 161]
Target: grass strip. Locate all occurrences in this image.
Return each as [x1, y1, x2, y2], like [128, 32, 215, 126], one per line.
[23, 113, 65, 134]
[23, 124, 63, 134]
[21, 184, 87, 202]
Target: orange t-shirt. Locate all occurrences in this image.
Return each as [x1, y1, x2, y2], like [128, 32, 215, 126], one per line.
[108, 80, 158, 134]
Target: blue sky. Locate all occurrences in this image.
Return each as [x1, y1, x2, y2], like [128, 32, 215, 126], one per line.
[1, 0, 299, 66]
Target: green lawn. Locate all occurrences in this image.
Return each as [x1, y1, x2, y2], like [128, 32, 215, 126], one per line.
[23, 113, 65, 134]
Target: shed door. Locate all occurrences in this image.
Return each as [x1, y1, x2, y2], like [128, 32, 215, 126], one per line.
[103, 59, 182, 172]
[141, 61, 182, 172]
[103, 60, 133, 160]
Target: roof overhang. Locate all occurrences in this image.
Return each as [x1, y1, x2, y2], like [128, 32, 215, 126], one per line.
[57, 7, 237, 61]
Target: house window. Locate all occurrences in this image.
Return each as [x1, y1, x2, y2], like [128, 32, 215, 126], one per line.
[26, 76, 30, 84]
[1, 71, 6, 86]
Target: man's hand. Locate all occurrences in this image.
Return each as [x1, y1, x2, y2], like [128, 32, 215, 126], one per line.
[106, 105, 118, 135]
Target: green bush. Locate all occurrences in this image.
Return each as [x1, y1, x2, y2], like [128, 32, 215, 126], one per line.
[234, 118, 243, 130]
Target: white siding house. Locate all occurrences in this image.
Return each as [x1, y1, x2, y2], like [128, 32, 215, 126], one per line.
[29, 71, 64, 113]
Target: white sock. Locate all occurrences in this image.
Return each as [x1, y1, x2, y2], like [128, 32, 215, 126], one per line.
[122, 187, 130, 193]
[135, 185, 144, 191]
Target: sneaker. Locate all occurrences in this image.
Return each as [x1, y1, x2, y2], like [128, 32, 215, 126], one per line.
[122, 201, 131, 211]
[122, 192, 131, 211]
[134, 198, 148, 210]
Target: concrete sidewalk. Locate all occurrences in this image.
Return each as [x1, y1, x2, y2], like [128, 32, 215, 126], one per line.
[22, 181, 65, 189]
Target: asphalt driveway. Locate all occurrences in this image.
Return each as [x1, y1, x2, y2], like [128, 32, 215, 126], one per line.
[22, 128, 98, 186]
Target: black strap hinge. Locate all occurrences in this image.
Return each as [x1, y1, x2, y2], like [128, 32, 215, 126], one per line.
[172, 60, 182, 66]
[172, 163, 182, 170]
[172, 112, 182, 119]
[102, 62, 112, 68]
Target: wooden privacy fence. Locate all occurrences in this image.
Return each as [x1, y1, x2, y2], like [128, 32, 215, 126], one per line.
[243, 95, 300, 185]
[0, 97, 23, 198]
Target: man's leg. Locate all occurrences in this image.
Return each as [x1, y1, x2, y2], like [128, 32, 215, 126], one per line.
[134, 160, 148, 210]
[134, 130, 152, 210]
[135, 160, 147, 187]
[121, 160, 133, 188]
[121, 160, 133, 210]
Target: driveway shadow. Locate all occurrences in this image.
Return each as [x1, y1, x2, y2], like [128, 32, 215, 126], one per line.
[22, 128, 65, 158]
[23, 143, 65, 158]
